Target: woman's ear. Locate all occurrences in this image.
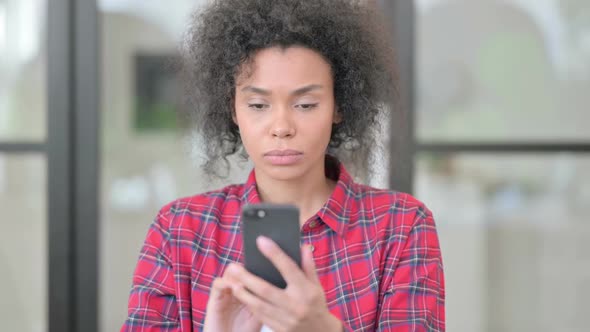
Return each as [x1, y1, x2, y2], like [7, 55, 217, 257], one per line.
[232, 109, 238, 126]
[333, 107, 342, 124]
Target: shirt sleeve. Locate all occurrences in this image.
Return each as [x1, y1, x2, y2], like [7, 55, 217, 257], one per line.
[376, 203, 446, 332]
[121, 206, 180, 332]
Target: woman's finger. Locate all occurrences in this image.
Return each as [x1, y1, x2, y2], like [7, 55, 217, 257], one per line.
[231, 283, 291, 329]
[256, 236, 307, 286]
[209, 278, 232, 301]
[224, 263, 285, 306]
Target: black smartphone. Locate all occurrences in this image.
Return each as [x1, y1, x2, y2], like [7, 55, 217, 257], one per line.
[241, 204, 301, 289]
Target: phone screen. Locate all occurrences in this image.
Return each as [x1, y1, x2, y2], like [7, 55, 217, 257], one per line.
[241, 204, 302, 289]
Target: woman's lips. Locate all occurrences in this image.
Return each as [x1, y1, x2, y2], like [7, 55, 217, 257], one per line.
[263, 150, 304, 166]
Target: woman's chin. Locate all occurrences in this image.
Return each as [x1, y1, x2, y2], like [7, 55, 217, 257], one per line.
[258, 164, 307, 181]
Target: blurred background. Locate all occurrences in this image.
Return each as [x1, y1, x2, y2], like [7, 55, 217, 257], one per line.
[0, 0, 589, 331]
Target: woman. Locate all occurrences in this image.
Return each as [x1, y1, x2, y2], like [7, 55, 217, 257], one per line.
[122, 0, 445, 331]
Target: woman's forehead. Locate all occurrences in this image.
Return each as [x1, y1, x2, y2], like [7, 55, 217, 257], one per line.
[236, 46, 333, 89]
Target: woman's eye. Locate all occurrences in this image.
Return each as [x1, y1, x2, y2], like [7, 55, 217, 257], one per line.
[248, 104, 268, 110]
[296, 103, 318, 110]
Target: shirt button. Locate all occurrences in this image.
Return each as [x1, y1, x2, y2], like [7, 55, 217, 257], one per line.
[310, 245, 315, 252]
[309, 220, 317, 228]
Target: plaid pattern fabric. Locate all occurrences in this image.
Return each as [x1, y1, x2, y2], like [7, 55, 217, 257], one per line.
[122, 160, 445, 331]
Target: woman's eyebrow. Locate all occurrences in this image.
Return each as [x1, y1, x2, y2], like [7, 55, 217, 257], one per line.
[241, 86, 271, 95]
[240, 84, 324, 96]
[291, 84, 323, 96]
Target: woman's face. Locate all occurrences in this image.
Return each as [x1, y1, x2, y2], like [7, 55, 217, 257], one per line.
[234, 46, 340, 181]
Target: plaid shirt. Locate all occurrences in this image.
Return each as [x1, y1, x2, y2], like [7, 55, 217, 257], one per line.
[122, 160, 445, 331]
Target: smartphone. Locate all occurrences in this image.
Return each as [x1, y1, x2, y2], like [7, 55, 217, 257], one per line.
[241, 203, 301, 289]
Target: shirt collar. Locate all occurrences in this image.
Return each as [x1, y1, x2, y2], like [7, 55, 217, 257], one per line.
[243, 171, 262, 204]
[241, 155, 356, 237]
[316, 158, 355, 237]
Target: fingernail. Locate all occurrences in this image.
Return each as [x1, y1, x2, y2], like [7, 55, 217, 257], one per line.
[257, 235, 273, 248]
[226, 263, 238, 273]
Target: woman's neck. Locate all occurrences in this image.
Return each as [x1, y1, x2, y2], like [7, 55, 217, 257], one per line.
[254, 163, 336, 226]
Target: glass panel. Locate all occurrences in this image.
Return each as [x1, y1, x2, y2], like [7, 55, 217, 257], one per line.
[98, 1, 250, 331]
[0, 154, 47, 332]
[415, 153, 590, 332]
[416, 0, 590, 142]
[0, 0, 47, 142]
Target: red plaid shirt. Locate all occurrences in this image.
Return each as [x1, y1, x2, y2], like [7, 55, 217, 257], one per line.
[122, 160, 445, 331]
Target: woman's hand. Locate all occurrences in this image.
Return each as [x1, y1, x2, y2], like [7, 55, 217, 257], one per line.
[203, 274, 263, 332]
[224, 236, 343, 332]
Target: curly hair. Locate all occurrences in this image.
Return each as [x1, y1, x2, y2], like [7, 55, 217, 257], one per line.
[180, 0, 398, 177]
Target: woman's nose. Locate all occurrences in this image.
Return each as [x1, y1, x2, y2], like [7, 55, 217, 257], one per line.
[272, 126, 295, 138]
[270, 109, 296, 138]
